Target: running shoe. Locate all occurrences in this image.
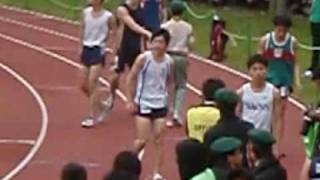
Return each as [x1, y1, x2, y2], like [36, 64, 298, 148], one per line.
[81, 117, 95, 128]
[166, 119, 183, 128]
[96, 95, 114, 124]
[138, 148, 145, 161]
[152, 173, 165, 180]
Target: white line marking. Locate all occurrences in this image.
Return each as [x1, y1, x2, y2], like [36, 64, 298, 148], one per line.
[0, 139, 36, 145]
[0, 62, 48, 180]
[0, 5, 307, 110]
[0, 32, 127, 102]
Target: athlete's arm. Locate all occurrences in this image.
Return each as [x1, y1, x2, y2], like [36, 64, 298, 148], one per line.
[106, 15, 117, 54]
[188, 26, 195, 53]
[117, 6, 151, 39]
[79, 11, 85, 54]
[257, 36, 267, 55]
[272, 89, 282, 148]
[126, 54, 146, 106]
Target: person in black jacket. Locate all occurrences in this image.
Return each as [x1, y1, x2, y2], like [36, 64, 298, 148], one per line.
[203, 88, 254, 167]
[247, 129, 287, 180]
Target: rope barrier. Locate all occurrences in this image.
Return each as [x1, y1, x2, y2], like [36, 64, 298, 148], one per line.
[183, 2, 215, 19]
[45, 0, 320, 51]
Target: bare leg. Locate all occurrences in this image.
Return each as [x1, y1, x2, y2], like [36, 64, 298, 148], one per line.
[79, 66, 90, 96]
[133, 116, 152, 154]
[152, 118, 166, 174]
[87, 64, 103, 118]
[300, 158, 311, 180]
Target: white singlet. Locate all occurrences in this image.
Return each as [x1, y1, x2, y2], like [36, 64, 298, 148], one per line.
[82, 7, 112, 51]
[240, 82, 275, 132]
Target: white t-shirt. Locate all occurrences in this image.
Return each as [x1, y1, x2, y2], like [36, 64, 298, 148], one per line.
[161, 19, 193, 53]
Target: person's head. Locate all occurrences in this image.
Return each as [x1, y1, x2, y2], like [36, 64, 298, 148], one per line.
[128, 0, 143, 6]
[202, 78, 225, 102]
[112, 151, 141, 178]
[247, 54, 268, 82]
[170, 0, 186, 17]
[227, 168, 254, 180]
[312, 69, 320, 87]
[273, 15, 292, 40]
[151, 29, 171, 54]
[61, 163, 87, 180]
[247, 129, 275, 161]
[210, 137, 243, 169]
[214, 88, 239, 114]
[91, 0, 104, 7]
[176, 138, 208, 180]
[103, 170, 138, 180]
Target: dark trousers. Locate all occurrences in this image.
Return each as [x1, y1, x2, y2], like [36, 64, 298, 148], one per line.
[310, 22, 320, 71]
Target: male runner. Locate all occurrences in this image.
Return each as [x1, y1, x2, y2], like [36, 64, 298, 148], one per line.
[126, 29, 174, 180]
[237, 55, 282, 150]
[79, 0, 116, 127]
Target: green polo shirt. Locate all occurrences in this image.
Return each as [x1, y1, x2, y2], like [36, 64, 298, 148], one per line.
[191, 168, 216, 180]
[310, 0, 320, 23]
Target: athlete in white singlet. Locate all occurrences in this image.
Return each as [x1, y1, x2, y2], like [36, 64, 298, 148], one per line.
[126, 29, 174, 180]
[79, 0, 116, 128]
[237, 55, 282, 150]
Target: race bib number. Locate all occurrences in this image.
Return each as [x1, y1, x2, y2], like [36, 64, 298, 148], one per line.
[274, 48, 283, 58]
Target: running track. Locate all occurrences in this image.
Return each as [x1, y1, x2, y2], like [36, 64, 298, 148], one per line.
[0, 6, 304, 179]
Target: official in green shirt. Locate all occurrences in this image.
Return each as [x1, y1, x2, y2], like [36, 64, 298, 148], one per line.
[305, 0, 320, 76]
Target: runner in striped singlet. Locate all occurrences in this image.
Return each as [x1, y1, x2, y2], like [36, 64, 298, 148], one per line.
[126, 29, 174, 180]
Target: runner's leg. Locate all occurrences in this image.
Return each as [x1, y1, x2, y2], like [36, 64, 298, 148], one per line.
[152, 117, 166, 175]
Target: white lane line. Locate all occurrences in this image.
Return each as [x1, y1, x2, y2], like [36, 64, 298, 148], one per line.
[0, 5, 306, 110]
[0, 15, 202, 97]
[0, 62, 48, 180]
[0, 32, 127, 102]
[0, 139, 36, 145]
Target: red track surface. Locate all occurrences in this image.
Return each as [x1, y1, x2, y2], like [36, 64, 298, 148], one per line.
[0, 6, 304, 180]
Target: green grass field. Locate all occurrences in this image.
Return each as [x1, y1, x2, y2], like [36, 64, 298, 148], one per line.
[0, 0, 317, 104]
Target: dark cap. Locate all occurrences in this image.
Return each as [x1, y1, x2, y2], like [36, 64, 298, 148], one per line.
[210, 137, 242, 154]
[248, 129, 275, 147]
[214, 88, 239, 106]
[170, 0, 185, 12]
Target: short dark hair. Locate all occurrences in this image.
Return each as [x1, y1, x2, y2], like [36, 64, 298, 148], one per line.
[112, 151, 141, 177]
[202, 78, 225, 101]
[247, 54, 268, 69]
[151, 29, 171, 45]
[176, 138, 208, 180]
[273, 15, 292, 28]
[251, 143, 273, 159]
[228, 168, 254, 180]
[103, 170, 138, 180]
[61, 163, 87, 180]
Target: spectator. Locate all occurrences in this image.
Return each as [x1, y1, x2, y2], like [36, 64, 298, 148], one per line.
[103, 170, 138, 180]
[162, 0, 195, 128]
[176, 138, 210, 180]
[186, 78, 225, 142]
[305, 0, 320, 78]
[112, 151, 141, 178]
[208, 14, 228, 62]
[210, 137, 243, 180]
[247, 129, 287, 180]
[204, 88, 254, 167]
[228, 168, 254, 180]
[61, 162, 87, 180]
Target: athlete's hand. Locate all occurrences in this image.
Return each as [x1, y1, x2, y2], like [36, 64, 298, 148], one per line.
[126, 101, 137, 114]
[145, 31, 152, 40]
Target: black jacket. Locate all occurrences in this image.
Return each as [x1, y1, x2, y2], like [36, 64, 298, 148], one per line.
[204, 114, 254, 167]
[253, 156, 287, 180]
